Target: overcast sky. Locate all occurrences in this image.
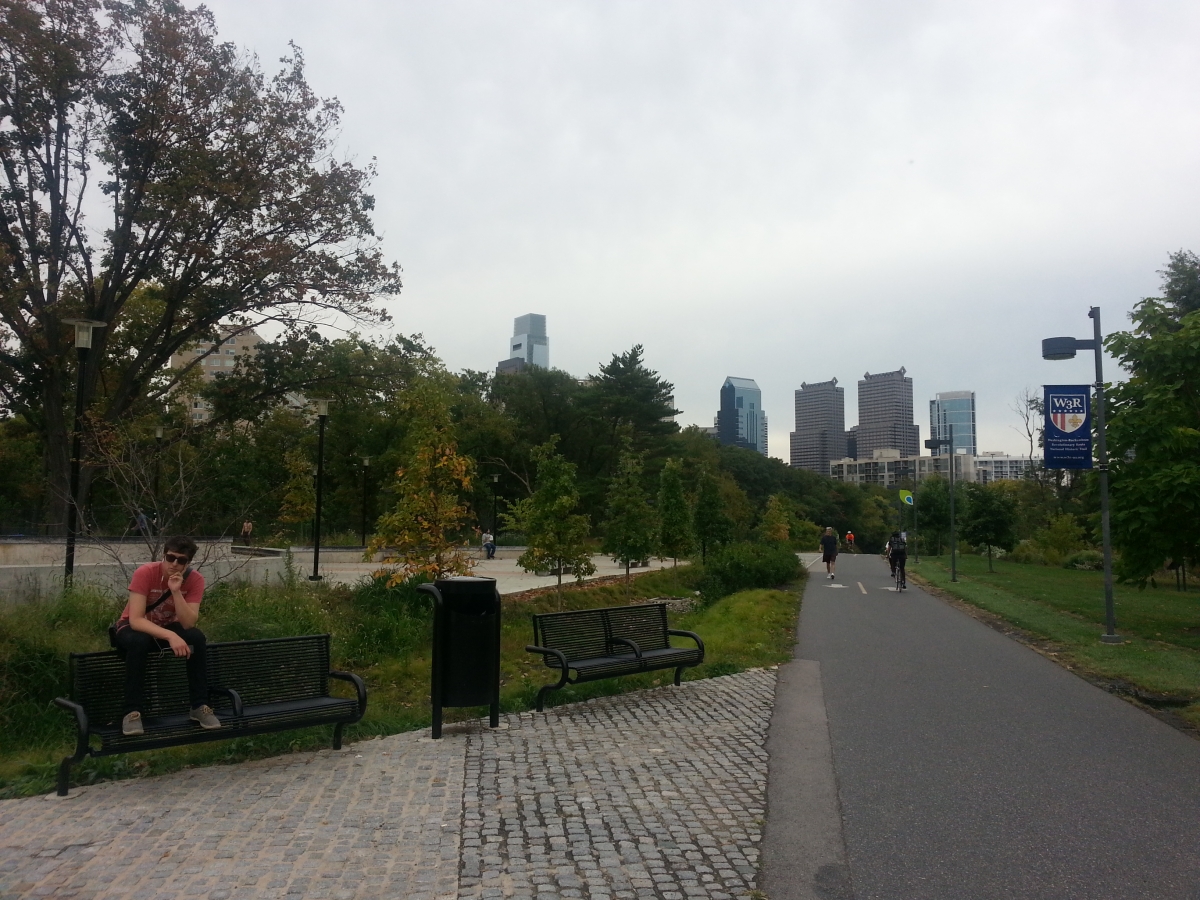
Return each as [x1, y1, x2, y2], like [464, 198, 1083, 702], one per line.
[204, 0, 1200, 458]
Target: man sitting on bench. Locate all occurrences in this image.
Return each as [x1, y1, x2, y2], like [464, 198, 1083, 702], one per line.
[111, 536, 221, 736]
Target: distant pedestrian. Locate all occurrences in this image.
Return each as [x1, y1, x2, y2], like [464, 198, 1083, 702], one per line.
[135, 510, 151, 537]
[239, 519, 253, 546]
[820, 527, 839, 580]
[482, 530, 496, 560]
[846, 530, 855, 549]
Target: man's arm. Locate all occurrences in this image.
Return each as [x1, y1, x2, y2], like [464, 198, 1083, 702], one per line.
[127, 591, 193, 657]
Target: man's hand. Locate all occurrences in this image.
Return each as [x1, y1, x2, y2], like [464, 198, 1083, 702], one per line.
[168, 572, 184, 593]
[167, 633, 192, 658]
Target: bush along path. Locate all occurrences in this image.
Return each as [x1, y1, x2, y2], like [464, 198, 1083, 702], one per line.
[911, 555, 1200, 735]
[0, 557, 803, 797]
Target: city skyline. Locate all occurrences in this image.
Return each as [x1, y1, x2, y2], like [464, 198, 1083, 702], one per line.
[201, 2, 1191, 462]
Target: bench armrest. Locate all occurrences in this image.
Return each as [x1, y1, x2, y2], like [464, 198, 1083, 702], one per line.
[54, 697, 90, 760]
[610, 637, 642, 659]
[526, 644, 569, 670]
[209, 686, 243, 717]
[329, 670, 369, 719]
[668, 629, 705, 656]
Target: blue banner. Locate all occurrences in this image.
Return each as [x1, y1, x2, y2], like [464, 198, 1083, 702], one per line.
[1043, 385, 1092, 469]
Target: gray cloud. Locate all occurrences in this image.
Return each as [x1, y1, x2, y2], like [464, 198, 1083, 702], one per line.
[205, 0, 1200, 456]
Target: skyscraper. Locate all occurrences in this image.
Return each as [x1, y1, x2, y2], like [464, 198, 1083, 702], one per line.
[790, 378, 846, 471]
[855, 368, 919, 458]
[504, 313, 548, 369]
[929, 391, 977, 456]
[717, 377, 768, 456]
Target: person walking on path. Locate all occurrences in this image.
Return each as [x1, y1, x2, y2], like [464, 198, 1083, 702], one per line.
[239, 519, 253, 546]
[110, 536, 222, 736]
[820, 527, 839, 579]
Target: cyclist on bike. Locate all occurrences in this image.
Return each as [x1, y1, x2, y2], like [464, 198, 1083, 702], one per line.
[886, 531, 908, 589]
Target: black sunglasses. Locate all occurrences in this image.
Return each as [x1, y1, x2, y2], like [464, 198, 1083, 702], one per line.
[163, 552, 190, 565]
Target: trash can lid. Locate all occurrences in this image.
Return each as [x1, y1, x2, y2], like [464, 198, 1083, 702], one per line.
[436, 576, 497, 583]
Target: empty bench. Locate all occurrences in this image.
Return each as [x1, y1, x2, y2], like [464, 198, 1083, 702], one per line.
[525, 602, 704, 711]
[53, 634, 367, 796]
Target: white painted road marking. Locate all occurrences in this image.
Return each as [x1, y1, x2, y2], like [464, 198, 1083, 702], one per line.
[858, 582, 867, 594]
[825, 584, 847, 589]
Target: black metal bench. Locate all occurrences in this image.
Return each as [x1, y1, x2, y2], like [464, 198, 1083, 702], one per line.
[53, 634, 367, 796]
[525, 602, 704, 711]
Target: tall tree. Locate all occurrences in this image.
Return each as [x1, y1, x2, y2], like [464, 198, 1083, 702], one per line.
[602, 441, 657, 587]
[0, 0, 401, 527]
[503, 438, 595, 607]
[693, 466, 731, 561]
[1106, 280, 1200, 584]
[656, 458, 693, 565]
[960, 483, 1018, 572]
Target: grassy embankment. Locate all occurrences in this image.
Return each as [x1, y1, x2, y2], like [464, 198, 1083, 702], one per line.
[911, 555, 1200, 729]
[0, 564, 802, 798]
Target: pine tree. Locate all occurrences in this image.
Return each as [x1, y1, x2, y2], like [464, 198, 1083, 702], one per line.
[602, 442, 658, 588]
[504, 438, 596, 607]
[657, 458, 694, 566]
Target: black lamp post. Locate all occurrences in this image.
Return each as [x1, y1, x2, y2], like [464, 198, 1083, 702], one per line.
[153, 426, 164, 533]
[924, 423, 957, 582]
[490, 473, 500, 533]
[360, 456, 370, 548]
[1042, 307, 1120, 643]
[309, 399, 329, 582]
[62, 319, 106, 583]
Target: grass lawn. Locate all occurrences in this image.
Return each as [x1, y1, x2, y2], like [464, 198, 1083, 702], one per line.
[911, 554, 1200, 731]
[0, 566, 802, 797]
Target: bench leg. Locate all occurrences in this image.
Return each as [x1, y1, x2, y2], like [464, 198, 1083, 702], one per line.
[333, 722, 344, 751]
[674, 666, 685, 687]
[57, 756, 74, 797]
[535, 685, 553, 713]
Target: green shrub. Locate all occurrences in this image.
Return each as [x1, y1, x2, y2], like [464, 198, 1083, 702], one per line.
[1063, 549, 1104, 571]
[338, 573, 433, 666]
[1008, 540, 1046, 565]
[699, 542, 801, 601]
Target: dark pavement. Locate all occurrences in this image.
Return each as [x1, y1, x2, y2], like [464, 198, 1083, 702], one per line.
[767, 552, 1200, 900]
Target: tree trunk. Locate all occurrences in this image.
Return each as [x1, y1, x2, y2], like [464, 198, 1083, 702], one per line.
[988, 545, 994, 572]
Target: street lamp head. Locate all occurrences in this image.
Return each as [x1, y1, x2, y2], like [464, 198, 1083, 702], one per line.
[1042, 336, 1078, 360]
[154, 426, 164, 439]
[313, 399, 330, 418]
[62, 318, 107, 350]
[491, 474, 500, 484]
[361, 455, 370, 467]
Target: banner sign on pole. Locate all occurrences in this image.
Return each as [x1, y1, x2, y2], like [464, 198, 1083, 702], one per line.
[899, 490, 914, 506]
[1043, 385, 1092, 469]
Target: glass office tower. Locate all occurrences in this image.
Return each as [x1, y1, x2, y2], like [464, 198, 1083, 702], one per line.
[929, 391, 977, 456]
[717, 377, 768, 456]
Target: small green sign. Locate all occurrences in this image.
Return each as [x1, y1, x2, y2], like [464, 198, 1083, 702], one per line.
[899, 490, 914, 506]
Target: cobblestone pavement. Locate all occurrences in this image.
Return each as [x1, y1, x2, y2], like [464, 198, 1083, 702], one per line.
[0, 670, 774, 899]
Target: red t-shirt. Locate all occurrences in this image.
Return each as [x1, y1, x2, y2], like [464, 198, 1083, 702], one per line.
[117, 562, 205, 631]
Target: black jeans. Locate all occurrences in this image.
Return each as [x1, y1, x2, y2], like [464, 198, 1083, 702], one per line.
[114, 623, 208, 714]
[890, 552, 907, 582]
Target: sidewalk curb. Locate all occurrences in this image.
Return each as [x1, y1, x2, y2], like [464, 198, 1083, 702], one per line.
[760, 658, 854, 900]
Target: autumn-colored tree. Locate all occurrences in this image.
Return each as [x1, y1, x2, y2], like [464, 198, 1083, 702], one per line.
[278, 450, 316, 527]
[757, 495, 791, 544]
[365, 374, 478, 582]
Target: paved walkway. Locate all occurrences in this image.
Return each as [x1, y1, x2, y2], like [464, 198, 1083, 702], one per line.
[315, 555, 677, 595]
[765, 552, 1200, 900]
[0, 672, 773, 900]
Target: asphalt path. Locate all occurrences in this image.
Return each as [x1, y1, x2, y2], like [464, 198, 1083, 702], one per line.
[772, 552, 1200, 900]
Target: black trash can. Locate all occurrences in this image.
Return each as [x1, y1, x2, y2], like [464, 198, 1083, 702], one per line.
[418, 576, 501, 739]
